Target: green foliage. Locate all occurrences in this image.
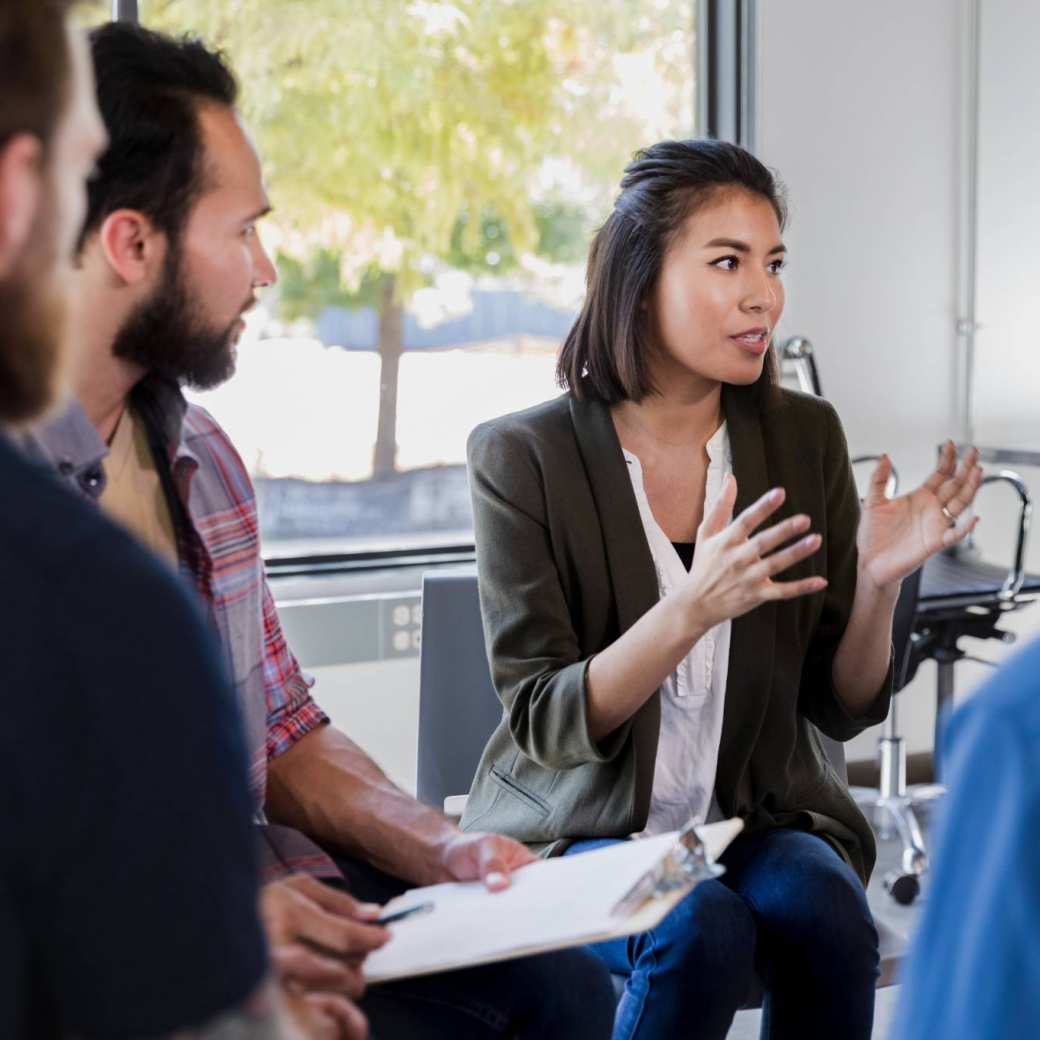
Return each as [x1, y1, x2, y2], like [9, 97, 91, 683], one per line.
[277, 251, 386, 321]
[141, 0, 695, 306]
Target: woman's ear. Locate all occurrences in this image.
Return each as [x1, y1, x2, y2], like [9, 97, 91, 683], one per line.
[97, 208, 165, 286]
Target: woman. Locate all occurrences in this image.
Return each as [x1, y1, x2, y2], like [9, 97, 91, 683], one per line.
[460, 139, 981, 1039]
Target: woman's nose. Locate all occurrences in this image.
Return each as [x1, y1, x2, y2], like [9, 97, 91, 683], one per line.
[742, 271, 776, 312]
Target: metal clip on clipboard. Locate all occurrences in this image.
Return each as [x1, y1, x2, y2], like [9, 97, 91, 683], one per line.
[612, 822, 726, 919]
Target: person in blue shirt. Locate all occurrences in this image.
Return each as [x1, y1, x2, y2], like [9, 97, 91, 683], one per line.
[890, 637, 1040, 1038]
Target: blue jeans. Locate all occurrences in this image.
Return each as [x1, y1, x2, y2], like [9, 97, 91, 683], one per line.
[334, 856, 616, 1039]
[564, 827, 879, 1040]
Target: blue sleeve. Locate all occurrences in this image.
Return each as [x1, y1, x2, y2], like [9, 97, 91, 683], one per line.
[891, 643, 1040, 1039]
[31, 542, 268, 1036]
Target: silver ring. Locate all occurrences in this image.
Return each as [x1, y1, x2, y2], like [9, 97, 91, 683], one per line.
[941, 505, 957, 527]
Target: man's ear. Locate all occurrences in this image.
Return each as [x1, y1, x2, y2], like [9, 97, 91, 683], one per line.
[98, 208, 166, 286]
[0, 135, 43, 279]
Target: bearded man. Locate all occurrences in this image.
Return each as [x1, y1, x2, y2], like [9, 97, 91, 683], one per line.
[34, 20, 614, 1040]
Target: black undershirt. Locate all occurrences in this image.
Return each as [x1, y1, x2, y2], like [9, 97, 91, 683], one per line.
[671, 541, 695, 572]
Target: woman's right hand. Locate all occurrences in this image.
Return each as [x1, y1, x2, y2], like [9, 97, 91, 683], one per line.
[681, 475, 827, 630]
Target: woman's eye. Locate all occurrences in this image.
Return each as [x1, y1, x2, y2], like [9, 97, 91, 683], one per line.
[768, 258, 787, 274]
[242, 225, 256, 239]
[711, 256, 738, 271]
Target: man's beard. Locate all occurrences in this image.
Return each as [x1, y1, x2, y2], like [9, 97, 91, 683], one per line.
[0, 208, 67, 426]
[112, 245, 247, 391]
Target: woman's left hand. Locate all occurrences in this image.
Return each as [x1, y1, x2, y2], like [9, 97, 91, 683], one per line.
[857, 441, 982, 591]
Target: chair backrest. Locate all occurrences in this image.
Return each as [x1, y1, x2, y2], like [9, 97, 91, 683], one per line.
[417, 568, 502, 809]
[893, 566, 924, 691]
[418, 568, 851, 805]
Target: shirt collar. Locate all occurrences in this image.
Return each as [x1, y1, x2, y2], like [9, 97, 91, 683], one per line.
[705, 421, 731, 467]
[28, 372, 197, 499]
[28, 396, 109, 498]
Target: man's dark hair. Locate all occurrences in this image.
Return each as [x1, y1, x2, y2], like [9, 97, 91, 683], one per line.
[0, 0, 76, 157]
[557, 138, 787, 407]
[81, 22, 238, 248]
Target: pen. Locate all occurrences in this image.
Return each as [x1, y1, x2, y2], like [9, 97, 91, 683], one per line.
[375, 901, 434, 926]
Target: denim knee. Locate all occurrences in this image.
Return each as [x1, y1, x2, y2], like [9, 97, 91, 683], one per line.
[633, 879, 757, 1009]
[735, 833, 879, 980]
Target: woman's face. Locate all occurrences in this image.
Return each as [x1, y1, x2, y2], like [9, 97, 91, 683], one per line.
[650, 187, 786, 389]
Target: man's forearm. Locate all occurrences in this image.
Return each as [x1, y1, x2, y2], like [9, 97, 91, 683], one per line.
[265, 724, 459, 886]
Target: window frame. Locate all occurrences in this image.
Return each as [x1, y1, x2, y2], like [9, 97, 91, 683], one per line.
[117, 1, 737, 574]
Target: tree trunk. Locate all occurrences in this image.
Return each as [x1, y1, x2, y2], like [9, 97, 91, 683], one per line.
[373, 274, 404, 478]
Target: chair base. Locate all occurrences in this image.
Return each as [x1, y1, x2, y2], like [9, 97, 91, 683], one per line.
[851, 784, 944, 904]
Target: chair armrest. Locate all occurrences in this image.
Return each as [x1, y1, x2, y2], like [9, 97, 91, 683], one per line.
[779, 335, 823, 396]
[979, 470, 1032, 599]
[443, 794, 468, 821]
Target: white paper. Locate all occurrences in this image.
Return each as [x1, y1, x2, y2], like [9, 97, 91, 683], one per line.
[364, 817, 743, 983]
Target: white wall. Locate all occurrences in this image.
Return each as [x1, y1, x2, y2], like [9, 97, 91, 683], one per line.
[754, 0, 992, 763]
[972, 0, 1040, 441]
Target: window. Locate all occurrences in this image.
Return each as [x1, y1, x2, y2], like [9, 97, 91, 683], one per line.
[84, 0, 697, 560]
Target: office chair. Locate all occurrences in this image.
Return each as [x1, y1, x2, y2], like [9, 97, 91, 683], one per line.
[779, 334, 1040, 902]
[850, 568, 932, 905]
[914, 471, 1040, 772]
[417, 568, 905, 997]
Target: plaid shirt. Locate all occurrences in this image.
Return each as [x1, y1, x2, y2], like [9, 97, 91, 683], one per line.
[33, 377, 336, 879]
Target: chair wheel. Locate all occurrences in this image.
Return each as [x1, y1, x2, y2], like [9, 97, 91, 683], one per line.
[884, 871, 920, 905]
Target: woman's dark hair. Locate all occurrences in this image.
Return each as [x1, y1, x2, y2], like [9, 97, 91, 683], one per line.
[0, 0, 77, 158]
[557, 138, 787, 406]
[79, 22, 238, 249]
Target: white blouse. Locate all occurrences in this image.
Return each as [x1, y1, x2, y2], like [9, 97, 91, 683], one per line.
[623, 422, 733, 836]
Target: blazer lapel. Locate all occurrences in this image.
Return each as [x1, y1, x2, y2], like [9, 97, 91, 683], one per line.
[716, 386, 778, 808]
[568, 393, 660, 632]
[569, 392, 661, 825]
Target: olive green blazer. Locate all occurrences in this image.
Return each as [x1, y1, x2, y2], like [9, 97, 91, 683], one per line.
[459, 384, 892, 884]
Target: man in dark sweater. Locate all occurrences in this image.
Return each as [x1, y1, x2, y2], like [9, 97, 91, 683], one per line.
[0, 4, 359, 1036]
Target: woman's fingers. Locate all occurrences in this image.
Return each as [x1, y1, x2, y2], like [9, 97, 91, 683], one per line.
[942, 513, 981, 549]
[747, 513, 811, 558]
[728, 486, 786, 543]
[756, 532, 822, 580]
[864, 454, 893, 506]
[945, 462, 983, 513]
[931, 445, 981, 508]
[700, 473, 738, 539]
[923, 439, 958, 493]
[767, 575, 829, 600]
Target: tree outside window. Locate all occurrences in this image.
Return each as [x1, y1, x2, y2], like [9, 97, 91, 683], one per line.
[77, 0, 697, 554]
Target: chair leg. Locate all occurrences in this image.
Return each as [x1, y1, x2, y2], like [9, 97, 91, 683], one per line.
[876, 797, 928, 904]
[934, 655, 957, 783]
[850, 698, 941, 904]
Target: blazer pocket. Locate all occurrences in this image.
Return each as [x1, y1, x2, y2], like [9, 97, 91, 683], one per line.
[489, 763, 552, 818]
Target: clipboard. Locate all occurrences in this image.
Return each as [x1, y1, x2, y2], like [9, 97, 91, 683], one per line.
[364, 817, 743, 983]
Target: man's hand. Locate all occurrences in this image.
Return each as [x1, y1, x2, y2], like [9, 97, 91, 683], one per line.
[283, 988, 369, 1040]
[437, 832, 537, 891]
[261, 875, 390, 997]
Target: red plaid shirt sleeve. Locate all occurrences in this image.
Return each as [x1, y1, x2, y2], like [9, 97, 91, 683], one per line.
[261, 573, 330, 760]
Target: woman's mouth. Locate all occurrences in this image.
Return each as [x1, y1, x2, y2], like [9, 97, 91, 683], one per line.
[730, 328, 770, 356]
